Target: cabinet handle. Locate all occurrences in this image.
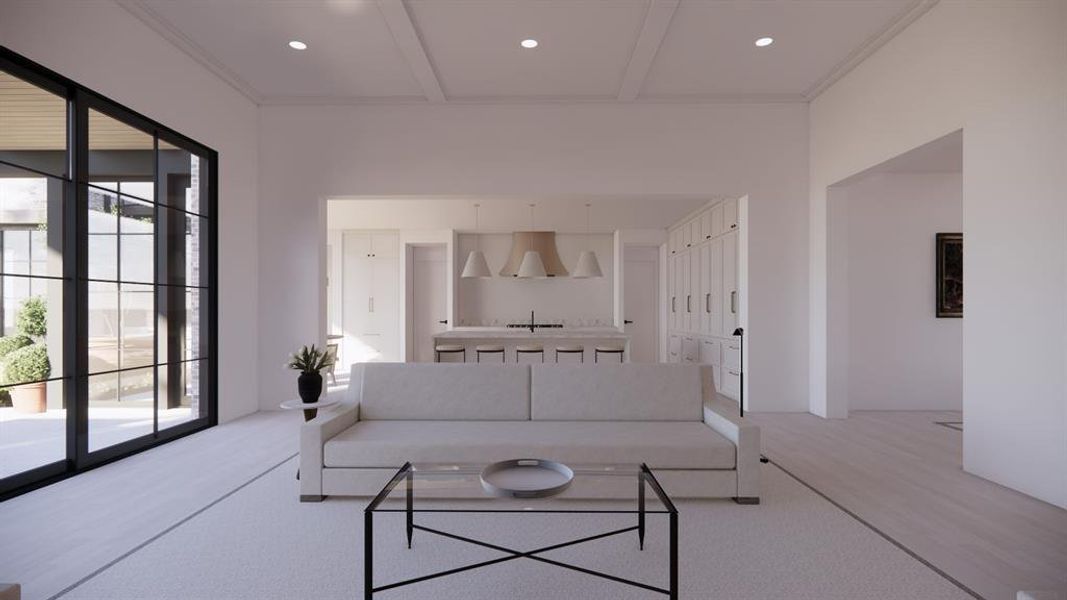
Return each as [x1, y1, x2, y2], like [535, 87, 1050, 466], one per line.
[731, 224, 737, 229]
[730, 291, 737, 314]
[686, 243, 691, 247]
[729, 370, 740, 376]
[705, 293, 710, 313]
[671, 296, 676, 313]
[687, 295, 691, 313]
[728, 345, 739, 350]
[368, 297, 373, 313]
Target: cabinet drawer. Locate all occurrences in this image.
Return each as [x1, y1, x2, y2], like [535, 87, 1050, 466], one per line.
[700, 339, 721, 365]
[682, 337, 700, 363]
[721, 367, 741, 395]
[723, 342, 741, 369]
[668, 334, 682, 360]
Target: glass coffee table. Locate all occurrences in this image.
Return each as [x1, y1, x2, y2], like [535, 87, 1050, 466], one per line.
[364, 462, 678, 599]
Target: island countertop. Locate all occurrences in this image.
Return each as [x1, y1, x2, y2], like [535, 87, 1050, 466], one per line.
[435, 327, 628, 340]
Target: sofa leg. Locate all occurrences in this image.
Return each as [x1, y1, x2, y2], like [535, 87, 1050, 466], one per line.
[733, 497, 760, 505]
[300, 495, 326, 503]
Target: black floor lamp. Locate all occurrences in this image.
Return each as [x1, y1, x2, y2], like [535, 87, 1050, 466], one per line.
[733, 328, 744, 418]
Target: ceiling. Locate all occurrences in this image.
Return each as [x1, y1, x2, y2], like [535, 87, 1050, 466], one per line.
[120, 0, 934, 105]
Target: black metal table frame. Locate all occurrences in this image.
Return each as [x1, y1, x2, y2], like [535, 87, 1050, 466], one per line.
[364, 462, 678, 599]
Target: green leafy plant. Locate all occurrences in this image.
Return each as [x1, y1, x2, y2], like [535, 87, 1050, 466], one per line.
[286, 344, 333, 375]
[0, 335, 33, 360]
[16, 296, 47, 338]
[3, 344, 51, 385]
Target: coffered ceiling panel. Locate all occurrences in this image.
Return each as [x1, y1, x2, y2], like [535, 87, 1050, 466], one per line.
[642, 0, 916, 99]
[140, 0, 423, 100]
[405, 0, 649, 99]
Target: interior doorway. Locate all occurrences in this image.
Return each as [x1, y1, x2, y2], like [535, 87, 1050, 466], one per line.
[409, 244, 448, 362]
[623, 246, 660, 362]
[826, 130, 963, 417]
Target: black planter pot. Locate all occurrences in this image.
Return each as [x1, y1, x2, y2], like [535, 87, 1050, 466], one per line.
[297, 372, 323, 404]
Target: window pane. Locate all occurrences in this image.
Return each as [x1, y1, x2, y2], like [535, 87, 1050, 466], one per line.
[158, 359, 205, 430]
[0, 378, 66, 479]
[0, 167, 64, 278]
[88, 367, 154, 452]
[120, 284, 154, 370]
[158, 287, 205, 364]
[88, 281, 118, 372]
[119, 196, 153, 284]
[160, 206, 206, 287]
[87, 185, 118, 281]
[0, 69, 68, 179]
[158, 142, 208, 216]
[0, 275, 62, 379]
[88, 108, 153, 182]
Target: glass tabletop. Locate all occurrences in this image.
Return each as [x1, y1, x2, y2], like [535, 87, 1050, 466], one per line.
[366, 462, 676, 515]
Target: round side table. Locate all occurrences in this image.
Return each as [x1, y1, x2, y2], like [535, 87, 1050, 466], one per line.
[280, 398, 340, 422]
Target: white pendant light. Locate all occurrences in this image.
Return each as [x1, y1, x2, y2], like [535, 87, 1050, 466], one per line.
[515, 204, 549, 279]
[517, 250, 548, 278]
[572, 203, 603, 278]
[461, 203, 492, 278]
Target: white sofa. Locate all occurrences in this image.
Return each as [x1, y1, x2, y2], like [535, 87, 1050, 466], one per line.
[299, 362, 760, 503]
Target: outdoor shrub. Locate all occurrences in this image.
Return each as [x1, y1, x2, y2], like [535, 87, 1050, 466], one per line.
[3, 344, 51, 385]
[0, 334, 33, 360]
[16, 296, 47, 338]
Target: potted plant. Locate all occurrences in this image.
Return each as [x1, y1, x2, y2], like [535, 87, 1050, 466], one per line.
[0, 334, 33, 408]
[287, 344, 334, 404]
[5, 344, 51, 413]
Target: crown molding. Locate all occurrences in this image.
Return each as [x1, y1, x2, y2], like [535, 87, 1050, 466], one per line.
[116, 0, 264, 105]
[258, 92, 807, 107]
[804, 0, 939, 101]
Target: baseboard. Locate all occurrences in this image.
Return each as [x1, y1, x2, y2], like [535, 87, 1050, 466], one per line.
[733, 496, 760, 505]
[300, 495, 325, 503]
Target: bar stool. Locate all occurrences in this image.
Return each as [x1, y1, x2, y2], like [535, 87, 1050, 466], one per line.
[515, 344, 544, 363]
[594, 345, 625, 363]
[434, 344, 466, 363]
[475, 344, 505, 363]
[554, 344, 584, 363]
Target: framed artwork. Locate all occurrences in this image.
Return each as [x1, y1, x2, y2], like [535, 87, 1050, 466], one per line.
[936, 233, 963, 318]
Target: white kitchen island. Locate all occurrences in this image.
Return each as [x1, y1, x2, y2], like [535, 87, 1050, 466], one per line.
[433, 327, 629, 363]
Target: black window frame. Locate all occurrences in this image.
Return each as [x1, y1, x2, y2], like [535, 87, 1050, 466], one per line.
[0, 46, 219, 501]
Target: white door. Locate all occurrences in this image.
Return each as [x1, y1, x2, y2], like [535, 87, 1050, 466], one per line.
[623, 246, 659, 363]
[369, 257, 399, 361]
[411, 245, 448, 362]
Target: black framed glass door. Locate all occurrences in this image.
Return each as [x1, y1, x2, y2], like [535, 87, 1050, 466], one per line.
[0, 46, 217, 499]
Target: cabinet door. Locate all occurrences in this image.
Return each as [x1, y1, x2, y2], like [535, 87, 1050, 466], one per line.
[680, 253, 692, 332]
[709, 237, 723, 336]
[689, 247, 701, 333]
[668, 228, 680, 255]
[723, 198, 738, 232]
[370, 232, 399, 259]
[700, 339, 721, 365]
[368, 257, 400, 360]
[710, 203, 724, 238]
[345, 232, 372, 258]
[686, 219, 699, 250]
[698, 244, 711, 334]
[722, 231, 738, 334]
[680, 220, 692, 250]
[682, 337, 699, 363]
[670, 255, 682, 331]
[700, 210, 712, 242]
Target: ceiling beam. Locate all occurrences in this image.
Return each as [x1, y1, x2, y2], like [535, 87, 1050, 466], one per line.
[377, 0, 446, 103]
[617, 0, 680, 102]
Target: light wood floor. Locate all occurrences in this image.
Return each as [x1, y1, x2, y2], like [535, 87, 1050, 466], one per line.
[749, 410, 1067, 600]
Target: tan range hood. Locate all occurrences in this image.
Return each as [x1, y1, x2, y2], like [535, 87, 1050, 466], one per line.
[499, 231, 569, 277]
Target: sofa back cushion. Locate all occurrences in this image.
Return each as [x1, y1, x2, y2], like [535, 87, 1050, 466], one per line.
[359, 363, 530, 421]
[530, 364, 704, 421]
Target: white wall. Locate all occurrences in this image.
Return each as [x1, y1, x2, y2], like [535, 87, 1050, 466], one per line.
[830, 172, 962, 411]
[809, 2, 1067, 507]
[259, 102, 810, 413]
[456, 233, 614, 327]
[0, 0, 261, 422]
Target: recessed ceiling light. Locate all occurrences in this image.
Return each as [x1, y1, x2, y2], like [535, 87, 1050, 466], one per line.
[288, 40, 308, 50]
[755, 37, 774, 47]
[520, 39, 539, 49]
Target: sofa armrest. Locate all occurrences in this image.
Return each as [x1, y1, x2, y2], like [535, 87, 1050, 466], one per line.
[299, 403, 359, 500]
[703, 401, 761, 501]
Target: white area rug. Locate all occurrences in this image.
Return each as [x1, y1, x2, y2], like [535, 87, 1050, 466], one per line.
[61, 459, 972, 599]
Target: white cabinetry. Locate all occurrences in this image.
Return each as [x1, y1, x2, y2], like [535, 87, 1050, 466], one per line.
[665, 199, 742, 400]
[342, 231, 400, 365]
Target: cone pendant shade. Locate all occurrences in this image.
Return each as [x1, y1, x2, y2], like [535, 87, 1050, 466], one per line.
[516, 250, 548, 278]
[461, 250, 492, 278]
[572, 250, 603, 278]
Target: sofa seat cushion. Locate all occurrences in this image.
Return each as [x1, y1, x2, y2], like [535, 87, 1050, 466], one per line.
[323, 420, 736, 470]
